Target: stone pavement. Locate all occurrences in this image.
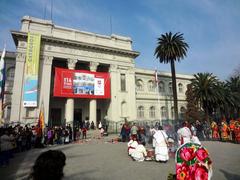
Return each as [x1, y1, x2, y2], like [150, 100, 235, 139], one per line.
[0, 135, 240, 180]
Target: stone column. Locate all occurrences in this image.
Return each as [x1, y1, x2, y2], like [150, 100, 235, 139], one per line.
[65, 59, 77, 128]
[107, 64, 118, 123]
[39, 56, 53, 126]
[89, 62, 99, 127]
[10, 53, 26, 123]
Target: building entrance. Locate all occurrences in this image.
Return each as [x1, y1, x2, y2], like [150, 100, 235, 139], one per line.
[74, 109, 82, 128]
[50, 108, 62, 126]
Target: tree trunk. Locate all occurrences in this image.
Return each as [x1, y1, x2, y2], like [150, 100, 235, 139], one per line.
[170, 60, 179, 120]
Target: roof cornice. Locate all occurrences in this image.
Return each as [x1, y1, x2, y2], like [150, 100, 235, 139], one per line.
[11, 30, 140, 58]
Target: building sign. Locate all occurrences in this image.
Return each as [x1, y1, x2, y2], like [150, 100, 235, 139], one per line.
[53, 67, 111, 99]
[23, 33, 41, 107]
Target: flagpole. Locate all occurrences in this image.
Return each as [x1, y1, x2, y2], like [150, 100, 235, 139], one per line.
[155, 69, 161, 126]
[0, 44, 6, 127]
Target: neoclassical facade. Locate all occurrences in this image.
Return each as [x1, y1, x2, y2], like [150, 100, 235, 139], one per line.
[4, 16, 193, 127]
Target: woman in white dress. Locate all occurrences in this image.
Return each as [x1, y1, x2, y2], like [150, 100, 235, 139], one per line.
[153, 126, 169, 162]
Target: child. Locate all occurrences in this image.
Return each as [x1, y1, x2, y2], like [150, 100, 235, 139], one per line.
[82, 125, 87, 139]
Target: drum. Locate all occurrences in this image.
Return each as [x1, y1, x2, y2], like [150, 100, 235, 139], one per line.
[147, 149, 155, 158]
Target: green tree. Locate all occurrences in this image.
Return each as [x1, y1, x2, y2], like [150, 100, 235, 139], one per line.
[185, 84, 200, 123]
[191, 73, 221, 121]
[226, 76, 240, 116]
[154, 32, 189, 120]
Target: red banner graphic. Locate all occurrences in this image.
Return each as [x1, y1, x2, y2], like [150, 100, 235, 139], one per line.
[53, 67, 111, 99]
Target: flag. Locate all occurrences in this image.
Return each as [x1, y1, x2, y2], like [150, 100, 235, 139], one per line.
[0, 46, 6, 99]
[38, 103, 45, 130]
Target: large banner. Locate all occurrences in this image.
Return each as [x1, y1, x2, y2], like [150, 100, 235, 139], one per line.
[23, 33, 41, 107]
[53, 67, 111, 99]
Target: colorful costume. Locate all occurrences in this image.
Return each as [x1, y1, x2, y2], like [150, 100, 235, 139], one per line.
[175, 143, 212, 180]
[221, 121, 230, 141]
[234, 121, 240, 143]
[211, 121, 220, 140]
[229, 119, 236, 141]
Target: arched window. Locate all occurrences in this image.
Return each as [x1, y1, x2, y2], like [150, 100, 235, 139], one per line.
[178, 83, 183, 93]
[158, 81, 165, 92]
[171, 107, 174, 119]
[137, 106, 144, 118]
[136, 79, 144, 91]
[148, 80, 155, 92]
[161, 106, 167, 119]
[180, 106, 186, 119]
[149, 106, 155, 118]
[7, 67, 15, 81]
[168, 82, 172, 93]
[121, 101, 127, 117]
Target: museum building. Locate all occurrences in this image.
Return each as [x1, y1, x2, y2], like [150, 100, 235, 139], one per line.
[1, 16, 193, 127]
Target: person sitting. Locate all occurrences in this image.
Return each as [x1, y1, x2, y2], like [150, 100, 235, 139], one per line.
[131, 142, 147, 162]
[127, 139, 138, 156]
[29, 150, 66, 180]
[175, 142, 212, 180]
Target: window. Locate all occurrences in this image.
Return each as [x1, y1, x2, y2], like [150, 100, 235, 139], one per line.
[158, 81, 165, 92]
[120, 74, 126, 91]
[149, 106, 155, 118]
[7, 67, 15, 81]
[168, 82, 172, 93]
[178, 83, 183, 93]
[180, 106, 186, 119]
[137, 106, 144, 118]
[161, 106, 167, 119]
[171, 107, 174, 119]
[121, 101, 127, 117]
[148, 80, 155, 92]
[136, 79, 143, 91]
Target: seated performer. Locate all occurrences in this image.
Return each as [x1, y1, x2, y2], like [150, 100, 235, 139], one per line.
[127, 139, 138, 156]
[175, 142, 212, 180]
[131, 142, 147, 162]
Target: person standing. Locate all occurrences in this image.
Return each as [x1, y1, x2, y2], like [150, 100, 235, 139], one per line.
[177, 122, 192, 145]
[130, 123, 138, 140]
[82, 125, 87, 139]
[195, 120, 204, 140]
[221, 120, 230, 141]
[211, 121, 220, 140]
[153, 126, 169, 162]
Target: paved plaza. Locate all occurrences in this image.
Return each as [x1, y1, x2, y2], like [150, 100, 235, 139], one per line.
[0, 135, 240, 180]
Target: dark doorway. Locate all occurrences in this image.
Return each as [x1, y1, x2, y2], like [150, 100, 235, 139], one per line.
[74, 109, 82, 128]
[51, 108, 62, 127]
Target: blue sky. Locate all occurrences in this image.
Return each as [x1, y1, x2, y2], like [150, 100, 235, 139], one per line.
[0, 0, 240, 80]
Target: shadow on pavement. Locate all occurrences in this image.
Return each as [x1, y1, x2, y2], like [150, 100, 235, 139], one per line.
[65, 169, 98, 180]
[220, 169, 240, 180]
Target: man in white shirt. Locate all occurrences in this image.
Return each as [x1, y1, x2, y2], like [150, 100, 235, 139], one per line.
[177, 122, 192, 145]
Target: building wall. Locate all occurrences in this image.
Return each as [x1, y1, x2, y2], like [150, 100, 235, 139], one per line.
[5, 16, 193, 126]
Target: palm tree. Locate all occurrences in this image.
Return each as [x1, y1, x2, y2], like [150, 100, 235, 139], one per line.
[191, 73, 221, 121]
[226, 76, 240, 116]
[154, 32, 189, 120]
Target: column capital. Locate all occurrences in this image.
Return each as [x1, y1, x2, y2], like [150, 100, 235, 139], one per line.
[16, 53, 26, 62]
[67, 59, 77, 69]
[109, 64, 118, 72]
[90, 61, 99, 72]
[43, 56, 53, 65]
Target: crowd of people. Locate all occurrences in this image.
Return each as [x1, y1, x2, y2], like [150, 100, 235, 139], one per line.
[124, 121, 213, 179]
[0, 120, 104, 167]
